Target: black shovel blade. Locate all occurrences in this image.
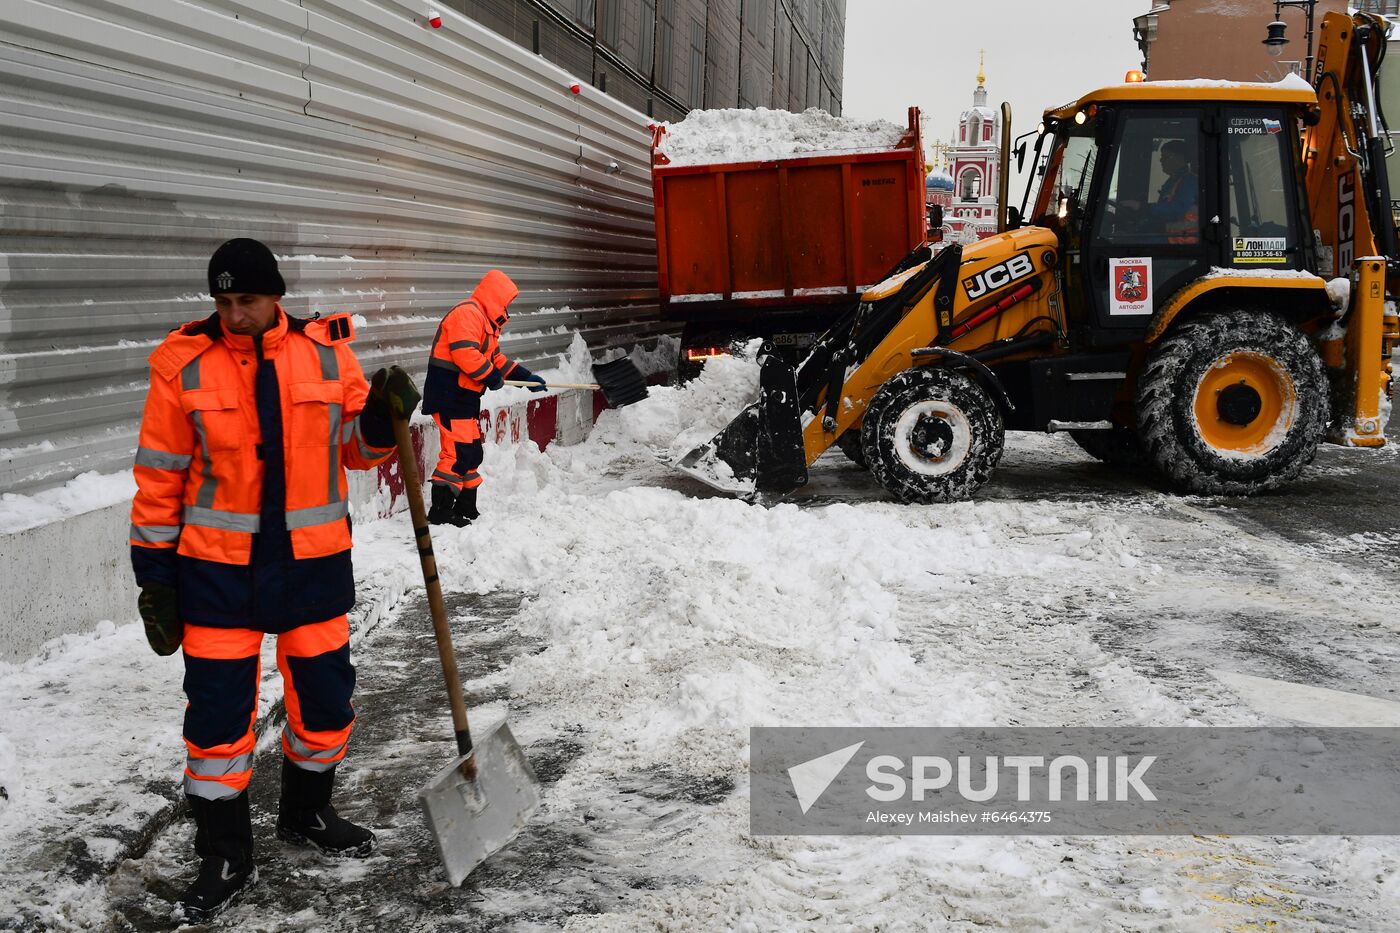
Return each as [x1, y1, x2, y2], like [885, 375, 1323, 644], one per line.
[675, 349, 808, 496]
[591, 358, 649, 408]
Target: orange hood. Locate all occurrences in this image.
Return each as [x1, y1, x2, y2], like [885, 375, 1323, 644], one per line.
[472, 269, 519, 327]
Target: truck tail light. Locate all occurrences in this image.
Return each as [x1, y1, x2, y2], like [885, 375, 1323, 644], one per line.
[686, 346, 729, 362]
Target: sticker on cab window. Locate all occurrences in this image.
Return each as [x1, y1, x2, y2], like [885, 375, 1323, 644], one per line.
[1227, 117, 1284, 136]
[1232, 236, 1288, 263]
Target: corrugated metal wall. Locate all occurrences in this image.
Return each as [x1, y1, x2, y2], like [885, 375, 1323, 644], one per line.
[452, 0, 847, 123]
[0, 0, 669, 494]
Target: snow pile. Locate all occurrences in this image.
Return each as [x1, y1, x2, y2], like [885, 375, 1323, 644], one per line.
[415, 354, 1184, 786]
[655, 107, 907, 167]
[0, 470, 136, 534]
[381, 364, 1400, 927]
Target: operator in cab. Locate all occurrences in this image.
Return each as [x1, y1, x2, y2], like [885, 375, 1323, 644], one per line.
[1120, 139, 1199, 243]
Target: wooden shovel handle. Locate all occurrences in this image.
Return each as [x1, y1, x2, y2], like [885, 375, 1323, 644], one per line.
[503, 379, 601, 390]
[391, 412, 473, 756]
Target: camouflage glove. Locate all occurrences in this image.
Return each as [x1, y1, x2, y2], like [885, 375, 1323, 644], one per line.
[369, 365, 422, 421]
[138, 582, 182, 656]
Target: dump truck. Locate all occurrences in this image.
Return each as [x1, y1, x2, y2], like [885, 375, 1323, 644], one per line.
[649, 108, 929, 379]
[678, 9, 1398, 503]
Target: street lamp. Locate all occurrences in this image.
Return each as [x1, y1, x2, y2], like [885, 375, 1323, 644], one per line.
[1262, 0, 1318, 77]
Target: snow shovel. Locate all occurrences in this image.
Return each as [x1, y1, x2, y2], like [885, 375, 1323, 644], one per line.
[503, 357, 649, 407]
[389, 411, 540, 886]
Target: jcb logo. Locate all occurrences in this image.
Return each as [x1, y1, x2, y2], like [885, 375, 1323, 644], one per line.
[963, 253, 1036, 300]
[1338, 174, 1356, 275]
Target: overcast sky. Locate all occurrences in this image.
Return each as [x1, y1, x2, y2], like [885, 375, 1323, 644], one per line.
[842, 1, 1143, 190]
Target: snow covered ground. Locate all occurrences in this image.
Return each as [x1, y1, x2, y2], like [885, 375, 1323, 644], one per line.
[3, 351, 1400, 930]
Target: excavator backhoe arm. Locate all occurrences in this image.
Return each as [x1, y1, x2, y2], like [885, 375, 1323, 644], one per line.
[1307, 10, 1400, 445]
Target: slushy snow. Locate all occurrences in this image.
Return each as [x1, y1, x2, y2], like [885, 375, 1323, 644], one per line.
[4, 349, 1400, 930]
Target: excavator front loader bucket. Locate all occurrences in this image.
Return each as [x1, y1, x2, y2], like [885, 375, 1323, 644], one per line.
[675, 348, 809, 497]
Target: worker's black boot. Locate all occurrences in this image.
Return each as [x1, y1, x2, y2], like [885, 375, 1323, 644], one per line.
[177, 792, 257, 922]
[452, 486, 480, 525]
[427, 484, 459, 526]
[276, 758, 376, 858]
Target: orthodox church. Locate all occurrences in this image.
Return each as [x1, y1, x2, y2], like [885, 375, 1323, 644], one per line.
[943, 55, 1002, 244]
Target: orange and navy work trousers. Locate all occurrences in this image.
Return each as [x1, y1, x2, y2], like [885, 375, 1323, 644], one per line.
[432, 409, 483, 493]
[181, 616, 355, 801]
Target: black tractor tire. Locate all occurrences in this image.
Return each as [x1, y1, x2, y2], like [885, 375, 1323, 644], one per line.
[1069, 425, 1147, 469]
[860, 367, 1005, 503]
[1135, 309, 1328, 495]
[836, 429, 868, 469]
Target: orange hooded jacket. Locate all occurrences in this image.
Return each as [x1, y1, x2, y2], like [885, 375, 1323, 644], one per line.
[422, 270, 523, 417]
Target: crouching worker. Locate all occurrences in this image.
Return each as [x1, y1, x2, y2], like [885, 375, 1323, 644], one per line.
[129, 238, 421, 921]
[422, 269, 546, 526]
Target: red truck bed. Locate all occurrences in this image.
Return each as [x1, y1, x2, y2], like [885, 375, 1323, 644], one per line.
[649, 106, 928, 313]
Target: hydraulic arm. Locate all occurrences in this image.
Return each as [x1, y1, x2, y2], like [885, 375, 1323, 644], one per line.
[1307, 10, 1399, 445]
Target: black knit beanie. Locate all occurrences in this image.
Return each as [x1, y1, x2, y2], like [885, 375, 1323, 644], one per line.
[208, 238, 286, 296]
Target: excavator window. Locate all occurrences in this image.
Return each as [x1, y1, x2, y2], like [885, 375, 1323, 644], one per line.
[1223, 108, 1299, 266]
[1032, 121, 1098, 229]
[1094, 116, 1201, 244]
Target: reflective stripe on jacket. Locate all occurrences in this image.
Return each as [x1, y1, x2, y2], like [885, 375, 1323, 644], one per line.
[129, 308, 394, 630]
[422, 269, 521, 416]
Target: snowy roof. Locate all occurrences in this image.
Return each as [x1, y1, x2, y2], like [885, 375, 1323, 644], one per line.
[653, 107, 909, 167]
[1143, 74, 1314, 91]
[1047, 73, 1315, 120]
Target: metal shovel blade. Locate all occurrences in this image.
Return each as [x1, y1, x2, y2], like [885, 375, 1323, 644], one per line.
[418, 719, 541, 886]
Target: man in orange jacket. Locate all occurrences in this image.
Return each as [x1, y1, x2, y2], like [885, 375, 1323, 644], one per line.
[130, 238, 420, 922]
[421, 269, 546, 526]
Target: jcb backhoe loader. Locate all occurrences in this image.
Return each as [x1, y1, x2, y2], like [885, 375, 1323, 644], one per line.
[678, 10, 1399, 504]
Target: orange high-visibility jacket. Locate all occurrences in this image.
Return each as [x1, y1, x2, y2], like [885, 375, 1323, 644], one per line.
[130, 308, 394, 631]
[422, 270, 522, 416]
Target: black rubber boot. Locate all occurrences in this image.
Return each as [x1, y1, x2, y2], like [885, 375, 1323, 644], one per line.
[177, 792, 258, 923]
[428, 484, 461, 526]
[453, 486, 480, 525]
[276, 758, 376, 858]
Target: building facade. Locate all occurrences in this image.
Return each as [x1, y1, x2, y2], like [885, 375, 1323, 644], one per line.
[1134, 0, 1347, 81]
[944, 62, 1002, 244]
[453, 0, 847, 121]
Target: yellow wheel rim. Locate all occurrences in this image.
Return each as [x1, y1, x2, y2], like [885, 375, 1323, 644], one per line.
[1193, 351, 1296, 456]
